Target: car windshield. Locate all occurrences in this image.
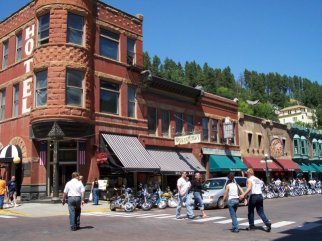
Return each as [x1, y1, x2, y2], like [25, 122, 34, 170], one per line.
[203, 179, 226, 190]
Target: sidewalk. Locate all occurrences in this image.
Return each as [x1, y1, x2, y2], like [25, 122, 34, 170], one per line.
[0, 200, 110, 217]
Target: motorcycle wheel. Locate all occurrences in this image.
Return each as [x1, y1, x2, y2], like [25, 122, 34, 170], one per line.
[110, 201, 116, 211]
[142, 202, 152, 211]
[158, 200, 167, 209]
[124, 202, 135, 212]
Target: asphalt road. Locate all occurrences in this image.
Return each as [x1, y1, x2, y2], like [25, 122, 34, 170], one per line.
[1, 195, 322, 241]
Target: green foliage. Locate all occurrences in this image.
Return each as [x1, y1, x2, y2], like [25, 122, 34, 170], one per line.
[253, 103, 278, 121]
[238, 100, 254, 116]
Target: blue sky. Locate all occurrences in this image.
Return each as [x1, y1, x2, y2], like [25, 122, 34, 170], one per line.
[2, 0, 322, 84]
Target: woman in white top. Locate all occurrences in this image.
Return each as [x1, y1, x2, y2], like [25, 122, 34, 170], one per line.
[222, 172, 247, 233]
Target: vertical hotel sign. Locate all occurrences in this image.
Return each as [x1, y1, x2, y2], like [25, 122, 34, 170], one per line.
[22, 24, 35, 114]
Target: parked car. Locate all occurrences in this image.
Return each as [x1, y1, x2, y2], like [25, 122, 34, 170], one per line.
[202, 176, 247, 209]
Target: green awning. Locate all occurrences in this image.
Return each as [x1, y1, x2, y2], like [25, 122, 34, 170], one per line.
[209, 155, 248, 172]
[297, 162, 317, 173]
[311, 163, 322, 173]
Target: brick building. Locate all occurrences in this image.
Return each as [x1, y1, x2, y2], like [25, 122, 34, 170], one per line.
[0, 0, 240, 201]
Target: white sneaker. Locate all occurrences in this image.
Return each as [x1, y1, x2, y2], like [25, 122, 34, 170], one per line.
[15, 204, 19, 207]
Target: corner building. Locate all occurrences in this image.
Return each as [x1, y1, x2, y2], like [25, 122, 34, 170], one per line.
[0, 0, 240, 200]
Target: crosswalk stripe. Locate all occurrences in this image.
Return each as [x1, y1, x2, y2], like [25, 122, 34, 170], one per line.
[240, 219, 263, 226]
[214, 218, 246, 224]
[0, 215, 16, 219]
[155, 215, 176, 219]
[272, 221, 295, 228]
[137, 214, 170, 218]
[193, 216, 226, 222]
[297, 223, 322, 231]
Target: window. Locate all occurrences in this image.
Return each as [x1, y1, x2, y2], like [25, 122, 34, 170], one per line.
[67, 13, 84, 45]
[16, 33, 22, 62]
[187, 114, 194, 134]
[211, 119, 218, 143]
[148, 107, 157, 135]
[0, 89, 5, 120]
[66, 69, 84, 107]
[247, 133, 253, 148]
[202, 117, 209, 141]
[100, 80, 119, 114]
[128, 86, 136, 118]
[301, 139, 306, 155]
[127, 38, 135, 65]
[258, 135, 262, 148]
[293, 139, 299, 154]
[100, 28, 119, 60]
[12, 84, 19, 118]
[282, 139, 286, 155]
[162, 110, 170, 137]
[2, 40, 8, 69]
[38, 14, 49, 45]
[35, 70, 48, 107]
[175, 113, 183, 135]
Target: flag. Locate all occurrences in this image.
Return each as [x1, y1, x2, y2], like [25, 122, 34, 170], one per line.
[78, 142, 86, 165]
[39, 142, 47, 166]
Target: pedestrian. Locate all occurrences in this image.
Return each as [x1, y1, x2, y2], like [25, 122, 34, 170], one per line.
[91, 178, 100, 205]
[62, 172, 85, 231]
[176, 171, 194, 219]
[0, 175, 7, 209]
[239, 168, 271, 232]
[7, 176, 18, 207]
[191, 172, 208, 218]
[222, 172, 247, 233]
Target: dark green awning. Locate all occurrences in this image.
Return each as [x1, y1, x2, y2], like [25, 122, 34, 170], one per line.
[297, 162, 317, 173]
[311, 163, 322, 173]
[209, 155, 247, 172]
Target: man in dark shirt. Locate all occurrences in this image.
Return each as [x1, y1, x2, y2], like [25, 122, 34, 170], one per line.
[191, 172, 208, 218]
[7, 176, 18, 207]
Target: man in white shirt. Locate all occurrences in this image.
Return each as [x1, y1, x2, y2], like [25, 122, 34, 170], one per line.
[176, 171, 194, 219]
[62, 172, 85, 231]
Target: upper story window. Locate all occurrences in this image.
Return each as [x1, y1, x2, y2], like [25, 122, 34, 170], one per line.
[148, 107, 157, 135]
[100, 80, 119, 114]
[162, 110, 170, 138]
[66, 69, 84, 107]
[2, 40, 9, 69]
[67, 13, 84, 45]
[16, 33, 22, 62]
[300, 136, 308, 156]
[100, 28, 119, 61]
[257, 134, 262, 148]
[38, 14, 49, 45]
[128, 86, 136, 118]
[187, 114, 194, 134]
[293, 135, 300, 155]
[127, 38, 135, 65]
[247, 133, 253, 148]
[211, 119, 218, 143]
[12, 84, 19, 118]
[175, 113, 183, 136]
[35, 70, 48, 107]
[0, 89, 5, 120]
[202, 117, 209, 142]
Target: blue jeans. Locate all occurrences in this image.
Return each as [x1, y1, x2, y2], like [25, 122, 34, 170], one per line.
[248, 194, 270, 227]
[193, 192, 204, 210]
[0, 195, 4, 209]
[92, 188, 100, 205]
[228, 198, 240, 231]
[67, 196, 82, 229]
[176, 194, 194, 218]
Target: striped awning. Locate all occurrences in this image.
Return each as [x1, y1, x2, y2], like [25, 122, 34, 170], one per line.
[0, 145, 22, 163]
[147, 149, 206, 175]
[101, 134, 160, 172]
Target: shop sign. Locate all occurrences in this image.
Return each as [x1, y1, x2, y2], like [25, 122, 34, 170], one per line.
[174, 134, 201, 145]
[223, 117, 234, 139]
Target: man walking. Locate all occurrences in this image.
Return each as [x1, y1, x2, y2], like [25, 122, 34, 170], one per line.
[62, 172, 85, 231]
[7, 176, 18, 207]
[191, 172, 207, 218]
[239, 168, 271, 232]
[0, 175, 7, 209]
[176, 171, 194, 219]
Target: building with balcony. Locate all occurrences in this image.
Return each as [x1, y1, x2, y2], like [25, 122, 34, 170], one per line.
[279, 105, 316, 126]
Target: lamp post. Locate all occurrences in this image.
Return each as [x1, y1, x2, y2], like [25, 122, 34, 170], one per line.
[264, 154, 269, 184]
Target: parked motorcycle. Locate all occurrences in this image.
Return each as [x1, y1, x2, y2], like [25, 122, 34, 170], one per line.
[110, 187, 136, 212]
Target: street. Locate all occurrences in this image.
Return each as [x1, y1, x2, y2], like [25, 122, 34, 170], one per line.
[1, 195, 322, 241]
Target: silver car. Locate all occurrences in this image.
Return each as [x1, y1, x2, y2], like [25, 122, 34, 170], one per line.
[202, 176, 247, 209]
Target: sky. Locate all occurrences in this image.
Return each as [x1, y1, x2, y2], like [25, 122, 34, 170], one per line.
[1, 0, 322, 84]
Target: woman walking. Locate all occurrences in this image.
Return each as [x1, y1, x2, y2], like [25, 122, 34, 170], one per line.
[222, 172, 247, 233]
[91, 178, 100, 205]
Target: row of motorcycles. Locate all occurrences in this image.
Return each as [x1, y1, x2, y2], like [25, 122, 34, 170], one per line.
[109, 184, 180, 212]
[261, 181, 322, 199]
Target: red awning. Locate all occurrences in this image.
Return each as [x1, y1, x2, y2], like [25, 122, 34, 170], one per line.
[275, 159, 300, 171]
[243, 157, 283, 171]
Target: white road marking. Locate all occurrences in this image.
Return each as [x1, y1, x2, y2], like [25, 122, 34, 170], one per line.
[0, 215, 16, 218]
[214, 218, 246, 224]
[240, 219, 263, 226]
[193, 216, 226, 222]
[272, 221, 296, 228]
[136, 214, 171, 218]
[155, 215, 176, 219]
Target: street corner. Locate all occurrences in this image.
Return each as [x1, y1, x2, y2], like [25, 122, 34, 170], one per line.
[82, 204, 110, 213]
[0, 208, 29, 217]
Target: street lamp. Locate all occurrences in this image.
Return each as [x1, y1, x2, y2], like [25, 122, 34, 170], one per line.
[264, 154, 269, 184]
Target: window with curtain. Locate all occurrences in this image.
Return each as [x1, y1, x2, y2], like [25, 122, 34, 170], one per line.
[187, 114, 194, 134]
[211, 119, 218, 143]
[127, 38, 135, 65]
[128, 86, 136, 118]
[162, 110, 170, 137]
[12, 84, 19, 118]
[67, 13, 84, 45]
[0, 89, 5, 120]
[148, 107, 157, 135]
[16, 33, 22, 62]
[100, 28, 119, 60]
[2, 40, 9, 69]
[202, 117, 209, 142]
[38, 14, 49, 45]
[100, 80, 119, 114]
[175, 113, 183, 136]
[35, 70, 48, 107]
[66, 69, 84, 107]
